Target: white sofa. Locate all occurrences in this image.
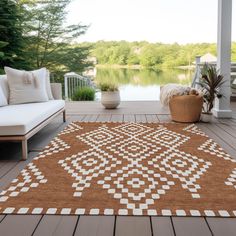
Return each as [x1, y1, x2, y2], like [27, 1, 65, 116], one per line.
[0, 75, 66, 160]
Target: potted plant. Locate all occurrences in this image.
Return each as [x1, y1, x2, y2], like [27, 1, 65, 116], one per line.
[198, 63, 225, 122]
[99, 82, 120, 109]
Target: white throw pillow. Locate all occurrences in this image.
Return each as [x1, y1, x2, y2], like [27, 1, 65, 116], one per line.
[46, 70, 54, 100]
[0, 86, 8, 107]
[5, 67, 49, 105]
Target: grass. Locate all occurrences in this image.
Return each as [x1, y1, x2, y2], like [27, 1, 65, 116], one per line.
[98, 82, 119, 92]
[73, 87, 96, 101]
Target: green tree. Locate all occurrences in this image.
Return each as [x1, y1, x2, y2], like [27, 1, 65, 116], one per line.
[87, 40, 236, 69]
[139, 45, 162, 67]
[231, 42, 236, 61]
[110, 43, 130, 65]
[0, 0, 24, 71]
[20, 0, 90, 72]
[127, 53, 140, 65]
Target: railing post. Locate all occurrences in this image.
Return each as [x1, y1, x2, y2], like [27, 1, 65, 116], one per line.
[195, 56, 201, 66]
[64, 75, 68, 101]
[191, 56, 201, 87]
[195, 56, 201, 89]
[213, 0, 232, 118]
[64, 72, 94, 100]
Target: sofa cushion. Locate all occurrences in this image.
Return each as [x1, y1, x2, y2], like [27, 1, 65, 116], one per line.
[0, 86, 8, 107]
[5, 67, 49, 105]
[46, 70, 54, 100]
[0, 75, 9, 102]
[0, 100, 65, 136]
[0, 75, 8, 107]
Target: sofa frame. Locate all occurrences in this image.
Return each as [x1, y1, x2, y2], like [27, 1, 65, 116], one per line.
[0, 109, 66, 160]
[0, 83, 66, 160]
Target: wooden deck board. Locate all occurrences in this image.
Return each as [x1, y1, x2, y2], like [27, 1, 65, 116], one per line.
[82, 114, 99, 122]
[123, 114, 136, 122]
[207, 124, 236, 148]
[0, 161, 19, 179]
[172, 217, 212, 236]
[197, 124, 236, 158]
[0, 215, 5, 223]
[115, 217, 152, 236]
[216, 122, 236, 138]
[157, 115, 171, 122]
[0, 215, 42, 236]
[206, 218, 236, 236]
[68, 114, 86, 122]
[74, 216, 115, 236]
[146, 114, 160, 123]
[0, 161, 11, 170]
[135, 114, 147, 123]
[96, 114, 112, 122]
[151, 217, 175, 236]
[33, 215, 78, 236]
[65, 101, 169, 115]
[111, 114, 124, 122]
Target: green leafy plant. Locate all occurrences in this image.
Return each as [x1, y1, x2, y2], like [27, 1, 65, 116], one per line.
[73, 87, 95, 101]
[98, 82, 119, 92]
[198, 63, 225, 113]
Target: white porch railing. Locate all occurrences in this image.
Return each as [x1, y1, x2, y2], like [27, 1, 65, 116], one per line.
[192, 57, 236, 99]
[64, 72, 94, 100]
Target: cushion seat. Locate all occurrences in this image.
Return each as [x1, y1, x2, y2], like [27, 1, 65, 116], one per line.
[0, 100, 65, 136]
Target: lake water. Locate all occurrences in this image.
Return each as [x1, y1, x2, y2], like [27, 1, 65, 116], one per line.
[94, 67, 193, 101]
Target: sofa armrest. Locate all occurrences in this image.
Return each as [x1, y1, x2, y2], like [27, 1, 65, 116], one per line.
[50, 83, 62, 100]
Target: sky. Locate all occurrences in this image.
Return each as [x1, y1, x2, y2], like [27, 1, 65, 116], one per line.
[66, 0, 236, 44]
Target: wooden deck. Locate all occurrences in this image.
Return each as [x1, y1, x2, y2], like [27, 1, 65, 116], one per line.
[1, 101, 236, 236]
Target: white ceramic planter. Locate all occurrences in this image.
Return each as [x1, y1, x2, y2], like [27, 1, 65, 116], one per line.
[101, 91, 120, 109]
[201, 112, 212, 123]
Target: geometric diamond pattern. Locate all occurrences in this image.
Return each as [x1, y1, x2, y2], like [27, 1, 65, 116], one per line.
[97, 164, 175, 213]
[58, 148, 114, 197]
[35, 137, 70, 160]
[59, 122, 82, 135]
[183, 124, 208, 137]
[59, 122, 210, 205]
[113, 123, 153, 137]
[198, 139, 236, 162]
[106, 137, 161, 159]
[225, 168, 236, 188]
[1, 122, 236, 217]
[0, 163, 47, 202]
[143, 125, 190, 148]
[77, 124, 124, 148]
[149, 148, 212, 198]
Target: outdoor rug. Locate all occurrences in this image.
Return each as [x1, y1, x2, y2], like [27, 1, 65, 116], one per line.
[1, 122, 236, 217]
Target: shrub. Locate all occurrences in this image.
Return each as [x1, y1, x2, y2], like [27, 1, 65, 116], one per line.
[98, 82, 119, 92]
[198, 63, 225, 113]
[73, 87, 96, 101]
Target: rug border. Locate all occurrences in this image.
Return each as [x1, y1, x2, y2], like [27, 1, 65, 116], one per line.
[0, 122, 235, 218]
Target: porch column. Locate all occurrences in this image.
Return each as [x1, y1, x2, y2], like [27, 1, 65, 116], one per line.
[213, 0, 232, 118]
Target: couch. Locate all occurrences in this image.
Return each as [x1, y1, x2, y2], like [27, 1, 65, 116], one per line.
[0, 75, 66, 160]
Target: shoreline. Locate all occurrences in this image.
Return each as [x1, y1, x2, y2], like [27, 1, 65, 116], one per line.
[96, 64, 143, 69]
[95, 64, 195, 71]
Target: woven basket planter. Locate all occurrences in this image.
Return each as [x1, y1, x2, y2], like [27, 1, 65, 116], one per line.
[169, 95, 203, 123]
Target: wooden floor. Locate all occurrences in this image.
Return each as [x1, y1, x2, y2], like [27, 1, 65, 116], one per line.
[1, 101, 236, 236]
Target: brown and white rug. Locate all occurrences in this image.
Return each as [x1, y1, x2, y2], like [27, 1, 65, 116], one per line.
[0, 122, 236, 217]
